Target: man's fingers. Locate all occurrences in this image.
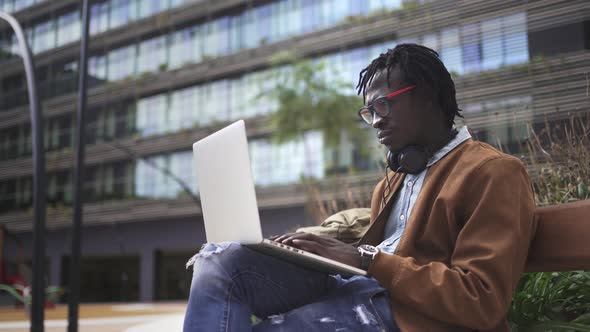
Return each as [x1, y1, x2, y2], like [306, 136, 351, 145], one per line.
[281, 232, 321, 245]
[273, 232, 298, 243]
[291, 239, 325, 255]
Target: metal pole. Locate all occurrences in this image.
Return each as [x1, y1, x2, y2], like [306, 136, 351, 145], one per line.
[0, 11, 46, 332]
[68, 1, 90, 331]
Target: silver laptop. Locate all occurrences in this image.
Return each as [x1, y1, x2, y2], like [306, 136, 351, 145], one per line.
[192, 120, 366, 277]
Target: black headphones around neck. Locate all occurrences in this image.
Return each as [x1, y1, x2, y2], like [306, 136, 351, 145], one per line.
[387, 129, 458, 174]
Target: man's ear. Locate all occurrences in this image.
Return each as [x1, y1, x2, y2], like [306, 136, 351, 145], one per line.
[415, 86, 435, 112]
[421, 86, 440, 113]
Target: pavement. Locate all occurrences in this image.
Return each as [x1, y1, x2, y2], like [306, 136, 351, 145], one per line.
[0, 303, 187, 332]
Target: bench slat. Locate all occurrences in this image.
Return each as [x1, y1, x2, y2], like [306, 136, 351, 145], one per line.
[525, 199, 590, 272]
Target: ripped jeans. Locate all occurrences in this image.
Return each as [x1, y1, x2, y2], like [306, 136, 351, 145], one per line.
[183, 242, 399, 332]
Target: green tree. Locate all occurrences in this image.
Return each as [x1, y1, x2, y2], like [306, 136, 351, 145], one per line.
[259, 52, 371, 174]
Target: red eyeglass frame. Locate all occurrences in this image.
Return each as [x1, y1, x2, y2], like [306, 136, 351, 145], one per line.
[358, 85, 416, 124]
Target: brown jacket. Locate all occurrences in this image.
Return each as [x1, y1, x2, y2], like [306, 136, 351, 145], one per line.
[359, 138, 537, 332]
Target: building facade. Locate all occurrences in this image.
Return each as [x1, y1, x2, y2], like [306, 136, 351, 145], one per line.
[0, 0, 588, 302]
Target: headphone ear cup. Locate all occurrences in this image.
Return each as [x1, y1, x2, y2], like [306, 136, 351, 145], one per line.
[397, 147, 428, 174]
[387, 150, 399, 172]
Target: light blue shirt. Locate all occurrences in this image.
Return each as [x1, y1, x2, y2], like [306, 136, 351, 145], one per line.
[377, 126, 472, 254]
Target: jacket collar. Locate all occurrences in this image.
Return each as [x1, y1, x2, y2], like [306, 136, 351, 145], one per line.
[426, 126, 472, 168]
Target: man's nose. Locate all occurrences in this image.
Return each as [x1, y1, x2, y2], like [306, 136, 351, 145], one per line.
[372, 113, 384, 128]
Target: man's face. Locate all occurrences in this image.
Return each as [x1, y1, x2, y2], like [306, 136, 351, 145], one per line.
[364, 67, 425, 152]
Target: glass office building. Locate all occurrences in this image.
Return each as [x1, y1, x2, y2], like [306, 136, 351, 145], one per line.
[0, 0, 588, 301]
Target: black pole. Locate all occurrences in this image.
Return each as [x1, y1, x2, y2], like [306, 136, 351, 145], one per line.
[0, 11, 46, 332]
[68, 1, 90, 331]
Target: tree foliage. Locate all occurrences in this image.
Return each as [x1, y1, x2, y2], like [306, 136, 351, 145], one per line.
[259, 52, 368, 151]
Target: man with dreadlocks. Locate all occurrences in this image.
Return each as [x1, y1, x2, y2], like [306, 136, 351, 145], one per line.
[183, 44, 537, 332]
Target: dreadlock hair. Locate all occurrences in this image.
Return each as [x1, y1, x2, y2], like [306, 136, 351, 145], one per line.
[356, 43, 463, 128]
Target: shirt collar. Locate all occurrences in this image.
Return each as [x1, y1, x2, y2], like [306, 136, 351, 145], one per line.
[426, 126, 472, 168]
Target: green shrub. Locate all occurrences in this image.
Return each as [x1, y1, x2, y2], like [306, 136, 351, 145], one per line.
[509, 113, 590, 331]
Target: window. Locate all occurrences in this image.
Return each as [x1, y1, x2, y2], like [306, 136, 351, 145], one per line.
[135, 158, 153, 198]
[107, 45, 136, 81]
[134, 151, 195, 199]
[135, 155, 170, 198]
[346, 47, 369, 91]
[320, 53, 341, 87]
[303, 131, 324, 179]
[169, 0, 186, 7]
[16, 177, 32, 209]
[229, 15, 241, 52]
[230, 76, 246, 120]
[256, 4, 272, 45]
[83, 166, 99, 202]
[114, 102, 136, 138]
[33, 20, 55, 54]
[90, 1, 110, 35]
[286, 0, 303, 38]
[169, 27, 196, 69]
[203, 18, 230, 57]
[89, 55, 108, 84]
[138, 36, 168, 73]
[240, 73, 259, 119]
[169, 151, 197, 197]
[44, 118, 59, 151]
[440, 27, 463, 75]
[383, 0, 402, 9]
[57, 12, 81, 47]
[0, 33, 15, 59]
[138, 0, 168, 19]
[198, 83, 215, 126]
[0, 180, 17, 212]
[56, 115, 72, 150]
[274, 0, 290, 41]
[210, 80, 231, 122]
[13, 0, 35, 12]
[331, 0, 350, 26]
[110, 0, 138, 29]
[367, 0, 386, 13]
[421, 33, 439, 52]
[24, 27, 34, 53]
[169, 86, 199, 131]
[101, 108, 117, 140]
[240, 8, 257, 49]
[1, 0, 15, 13]
[136, 94, 168, 137]
[17, 125, 32, 157]
[249, 132, 324, 187]
[192, 26, 204, 63]
[503, 13, 528, 65]
[461, 23, 481, 74]
[249, 139, 272, 187]
[481, 17, 503, 70]
[319, 0, 335, 28]
[0, 127, 18, 161]
[249, 71, 277, 116]
[301, 0, 318, 33]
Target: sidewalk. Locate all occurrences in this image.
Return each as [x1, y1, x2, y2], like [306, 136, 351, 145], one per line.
[0, 302, 186, 332]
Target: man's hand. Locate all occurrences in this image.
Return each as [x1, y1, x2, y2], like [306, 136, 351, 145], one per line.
[271, 232, 362, 268]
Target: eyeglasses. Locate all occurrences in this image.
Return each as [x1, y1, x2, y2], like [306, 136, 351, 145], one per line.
[358, 85, 416, 125]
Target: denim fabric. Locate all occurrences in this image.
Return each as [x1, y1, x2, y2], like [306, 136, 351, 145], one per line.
[184, 242, 399, 332]
[378, 126, 472, 254]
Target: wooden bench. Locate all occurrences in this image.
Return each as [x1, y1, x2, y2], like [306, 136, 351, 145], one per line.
[525, 199, 590, 272]
[301, 199, 590, 272]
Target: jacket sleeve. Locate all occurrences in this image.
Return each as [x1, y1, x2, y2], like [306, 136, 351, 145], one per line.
[368, 157, 537, 329]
